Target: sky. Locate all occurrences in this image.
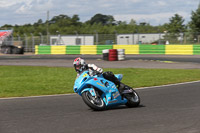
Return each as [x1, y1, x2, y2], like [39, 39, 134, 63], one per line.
[0, 0, 199, 27]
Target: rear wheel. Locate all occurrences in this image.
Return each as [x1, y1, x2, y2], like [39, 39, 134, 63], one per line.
[125, 89, 140, 108]
[82, 91, 105, 111]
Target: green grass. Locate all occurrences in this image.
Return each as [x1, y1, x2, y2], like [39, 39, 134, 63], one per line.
[1, 66, 200, 98]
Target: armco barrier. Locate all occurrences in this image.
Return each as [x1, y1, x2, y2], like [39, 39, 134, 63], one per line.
[80, 45, 97, 54]
[165, 45, 193, 55]
[113, 45, 139, 54]
[36, 45, 51, 54]
[97, 45, 113, 55]
[51, 46, 66, 54]
[35, 45, 200, 55]
[35, 45, 38, 54]
[139, 45, 165, 54]
[193, 45, 200, 55]
[66, 46, 80, 54]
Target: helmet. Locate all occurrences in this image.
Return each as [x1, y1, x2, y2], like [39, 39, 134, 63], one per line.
[73, 57, 86, 72]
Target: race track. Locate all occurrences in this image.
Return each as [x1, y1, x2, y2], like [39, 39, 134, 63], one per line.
[1, 54, 200, 133]
[1, 81, 200, 133]
[0, 54, 200, 69]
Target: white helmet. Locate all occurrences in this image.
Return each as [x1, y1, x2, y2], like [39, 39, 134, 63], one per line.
[73, 57, 86, 72]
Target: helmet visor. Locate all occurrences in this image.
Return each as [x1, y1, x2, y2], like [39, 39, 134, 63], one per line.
[75, 64, 81, 70]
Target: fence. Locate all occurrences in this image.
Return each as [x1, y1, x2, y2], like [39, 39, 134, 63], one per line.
[8, 32, 200, 53]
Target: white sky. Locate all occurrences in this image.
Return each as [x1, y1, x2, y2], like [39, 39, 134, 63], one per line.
[0, 0, 199, 26]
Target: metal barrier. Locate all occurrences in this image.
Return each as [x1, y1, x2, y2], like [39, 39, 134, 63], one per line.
[35, 45, 200, 55]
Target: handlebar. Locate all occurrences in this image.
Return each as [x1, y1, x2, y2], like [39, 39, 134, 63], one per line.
[90, 70, 102, 77]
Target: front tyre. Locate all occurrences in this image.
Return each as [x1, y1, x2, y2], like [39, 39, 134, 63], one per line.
[125, 89, 140, 108]
[82, 91, 105, 111]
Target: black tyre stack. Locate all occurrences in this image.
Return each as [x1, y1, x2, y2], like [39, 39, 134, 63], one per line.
[102, 49, 109, 61]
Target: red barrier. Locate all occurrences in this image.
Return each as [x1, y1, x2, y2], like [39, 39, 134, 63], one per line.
[109, 49, 118, 61]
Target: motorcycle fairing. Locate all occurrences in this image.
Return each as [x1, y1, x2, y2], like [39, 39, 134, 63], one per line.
[115, 74, 123, 82]
[73, 71, 128, 107]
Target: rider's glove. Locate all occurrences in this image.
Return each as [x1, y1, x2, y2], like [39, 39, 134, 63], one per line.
[88, 64, 103, 74]
[96, 68, 103, 73]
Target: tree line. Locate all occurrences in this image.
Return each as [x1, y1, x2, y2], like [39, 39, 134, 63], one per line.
[1, 4, 200, 37]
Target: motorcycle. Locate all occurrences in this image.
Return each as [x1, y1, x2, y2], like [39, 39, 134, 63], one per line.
[73, 70, 140, 111]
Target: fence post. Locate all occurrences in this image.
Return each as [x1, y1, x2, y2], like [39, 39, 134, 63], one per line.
[24, 33, 27, 52]
[47, 32, 49, 45]
[17, 34, 21, 41]
[31, 33, 35, 52]
[159, 33, 161, 45]
[74, 31, 79, 45]
[94, 30, 98, 45]
[39, 32, 43, 44]
[115, 30, 118, 44]
[180, 32, 184, 44]
[83, 34, 85, 45]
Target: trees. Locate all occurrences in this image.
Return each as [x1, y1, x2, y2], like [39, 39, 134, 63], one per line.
[163, 14, 186, 44]
[87, 13, 116, 25]
[164, 14, 185, 33]
[0, 12, 192, 36]
[189, 4, 200, 33]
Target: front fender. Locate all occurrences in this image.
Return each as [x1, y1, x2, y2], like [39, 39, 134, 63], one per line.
[81, 88, 96, 97]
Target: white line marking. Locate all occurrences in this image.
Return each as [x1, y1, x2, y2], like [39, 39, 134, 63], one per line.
[1, 80, 200, 100]
[0, 93, 76, 100]
[135, 80, 200, 90]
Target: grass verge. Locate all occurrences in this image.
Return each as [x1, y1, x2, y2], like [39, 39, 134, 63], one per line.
[1, 66, 200, 98]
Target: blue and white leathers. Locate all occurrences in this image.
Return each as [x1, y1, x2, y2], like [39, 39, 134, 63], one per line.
[73, 70, 128, 107]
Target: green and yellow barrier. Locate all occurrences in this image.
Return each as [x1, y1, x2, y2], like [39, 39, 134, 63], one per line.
[193, 45, 200, 55]
[80, 45, 97, 54]
[51, 46, 66, 54]
[97, 45, 113, 54]
[113, 45, 139, 54]
[165, 45, 193, 55]
[36, 45, 51, 54]
[35, 45, 200, 55]
[66, 46, 80, 54]
[139, 45, 165, 54]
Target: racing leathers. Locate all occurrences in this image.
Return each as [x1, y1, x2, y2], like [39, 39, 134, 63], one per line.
[77, 64, 124, 94]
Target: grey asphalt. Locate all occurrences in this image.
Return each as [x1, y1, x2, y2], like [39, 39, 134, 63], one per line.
[1, 54, 200, 133]
[1, 81, 200, 133]
[0, 54, 200, 69]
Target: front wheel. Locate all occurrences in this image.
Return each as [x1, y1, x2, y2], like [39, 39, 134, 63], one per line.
[125, 89, 140, 108]
[82, 91, 105, 111]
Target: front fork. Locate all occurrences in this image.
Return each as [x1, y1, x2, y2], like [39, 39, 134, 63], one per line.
[90, 87, 98, 99]
[81, 87, 98, 98]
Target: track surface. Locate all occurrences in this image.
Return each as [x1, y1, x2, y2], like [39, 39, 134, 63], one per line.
[0, 54, 200, 69]
[0, 54, 200, 63]
[1, 81, 200, 133]
[1, 54, 200, 133]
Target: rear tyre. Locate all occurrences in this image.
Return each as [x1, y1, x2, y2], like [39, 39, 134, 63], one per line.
[82, 91, 106, 111]
[125, 89, 140, 108]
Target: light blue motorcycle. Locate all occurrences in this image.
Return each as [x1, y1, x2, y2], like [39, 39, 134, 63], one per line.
[73, 70, 140, 111]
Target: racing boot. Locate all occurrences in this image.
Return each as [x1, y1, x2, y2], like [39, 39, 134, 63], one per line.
[117, 82, 125, 94]
[102, 71, 125, 94]
[117, 82, 134, 94]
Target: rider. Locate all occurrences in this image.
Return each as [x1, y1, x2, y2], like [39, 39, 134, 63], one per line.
[73, 57, 125, 94]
